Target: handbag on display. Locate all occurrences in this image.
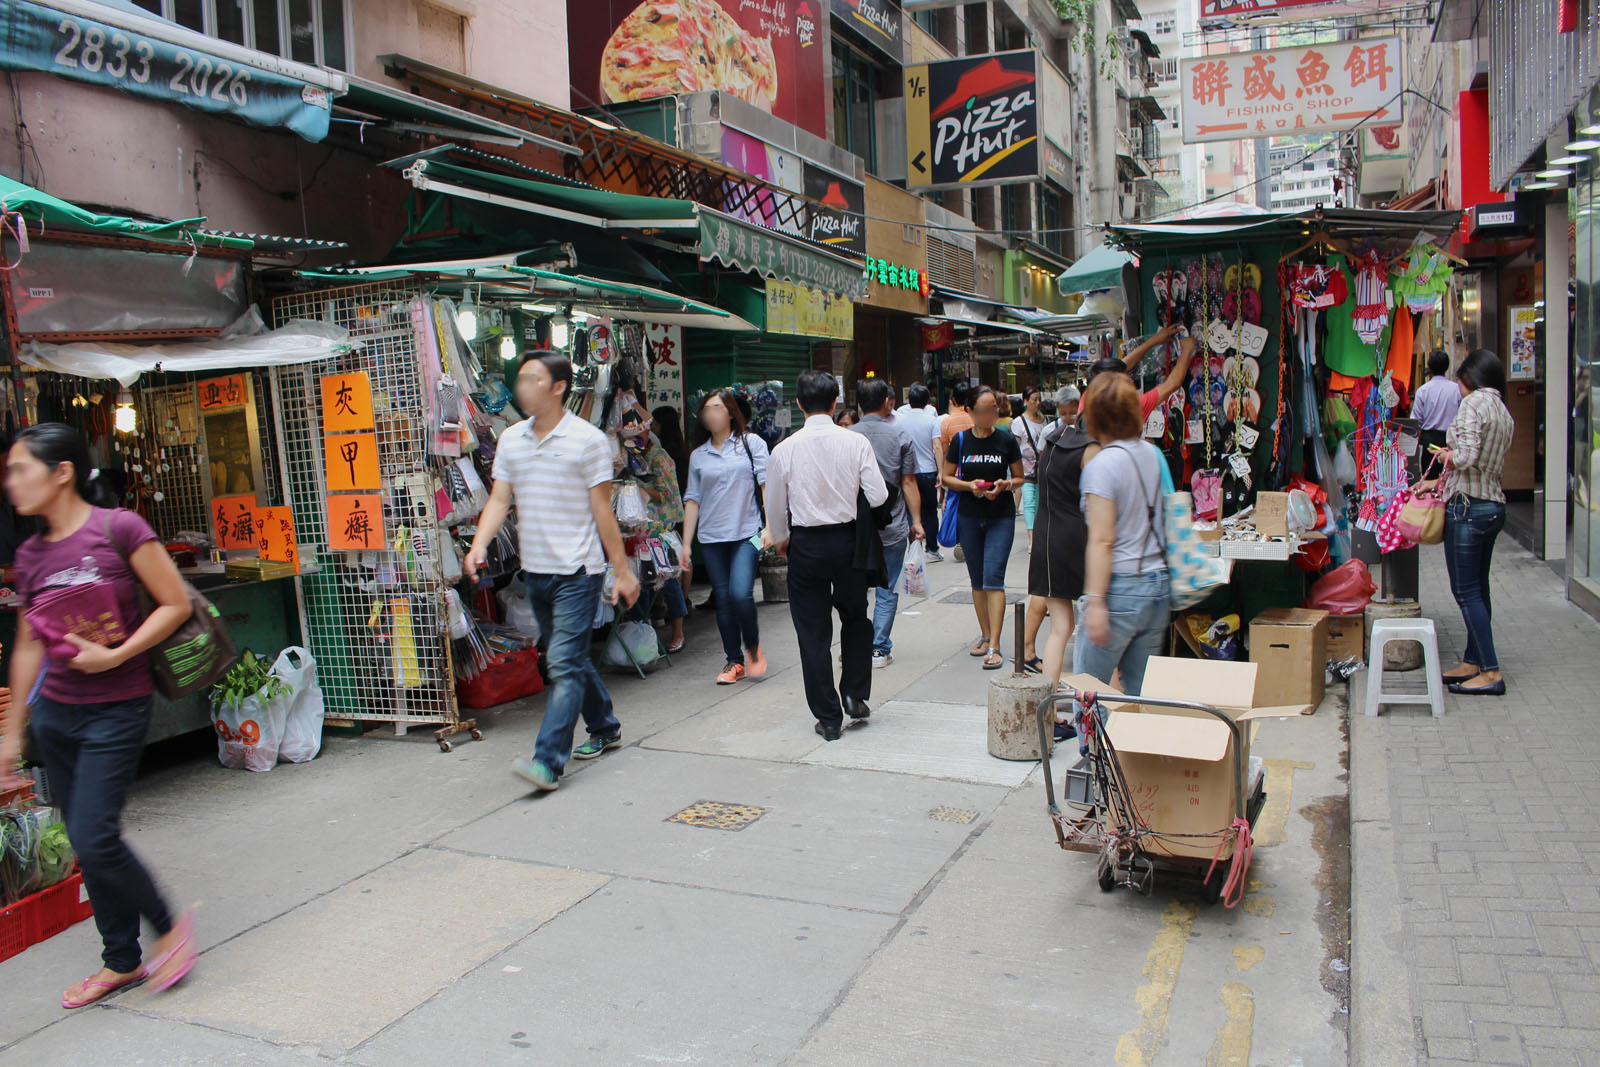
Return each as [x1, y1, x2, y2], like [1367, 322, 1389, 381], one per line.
[1393, 456, 1447, 546]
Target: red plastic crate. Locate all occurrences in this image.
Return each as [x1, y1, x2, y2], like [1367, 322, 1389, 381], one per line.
[0, 871, 93, 964]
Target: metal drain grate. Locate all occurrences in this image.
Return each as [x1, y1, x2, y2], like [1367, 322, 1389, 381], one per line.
[928, 806, 980, 824]
[938, 591, 1026, 606]
[667, 800, 768, 831]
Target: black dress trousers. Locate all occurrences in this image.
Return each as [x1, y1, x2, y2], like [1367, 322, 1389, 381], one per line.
[787, 523, 872, 728]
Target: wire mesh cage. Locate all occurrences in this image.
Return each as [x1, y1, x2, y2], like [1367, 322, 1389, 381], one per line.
[269, 282, 458, 731]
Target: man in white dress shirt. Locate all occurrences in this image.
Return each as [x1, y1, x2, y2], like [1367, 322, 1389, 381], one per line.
[766, 371, 890, 740]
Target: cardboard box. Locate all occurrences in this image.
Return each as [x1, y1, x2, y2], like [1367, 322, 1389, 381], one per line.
[1249, 607, 1330, 707]
[1254, 492, 1290, 537]
[1101, 658, 1306, 860]
[1325, 613, 1365, 664]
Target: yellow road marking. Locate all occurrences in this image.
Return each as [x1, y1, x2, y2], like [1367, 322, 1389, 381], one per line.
[1232, 945, 1265, 972]
[1253, 760, 1314, 846]
[1114, 900, 1199, 1067]
[1205, 982, 1255, 1067]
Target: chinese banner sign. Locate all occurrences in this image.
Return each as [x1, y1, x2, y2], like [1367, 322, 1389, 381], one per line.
[320, 372, 374, 433]
[327, 494, 385, 551]
[765, 280, 854, 340]
[1178, 38, 1401, 144]
[905, 50, 1041, 190]
[213, 494, 257, 551]
[255, 506, 299, 570]
[196, 374, 247, 412]
[324, 432, 381, 492]
[1200, 0, 1385, 18]
[643, 324, 684, 422]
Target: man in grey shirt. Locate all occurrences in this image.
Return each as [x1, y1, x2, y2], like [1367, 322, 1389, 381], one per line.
[853, 379, 924, 668]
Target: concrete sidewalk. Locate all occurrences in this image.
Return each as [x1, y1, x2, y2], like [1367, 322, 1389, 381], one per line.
[1351, 539, 1600, 1065]
[0, 531, 1350, 1065]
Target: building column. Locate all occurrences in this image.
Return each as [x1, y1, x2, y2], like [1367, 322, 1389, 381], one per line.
[1545, 168, 1571, 562]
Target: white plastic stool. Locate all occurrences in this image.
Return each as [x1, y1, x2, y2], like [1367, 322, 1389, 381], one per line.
[1364, 617, 1445, 718]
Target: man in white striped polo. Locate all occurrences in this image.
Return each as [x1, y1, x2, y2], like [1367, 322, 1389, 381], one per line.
[466, 351, 640, 792]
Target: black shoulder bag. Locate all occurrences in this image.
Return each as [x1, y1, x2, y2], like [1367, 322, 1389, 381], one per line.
[741, 433, 766, 526]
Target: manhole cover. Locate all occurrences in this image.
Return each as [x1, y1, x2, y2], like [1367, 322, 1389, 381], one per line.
[938, 591, 1025, 606]
[928, 806, 980, 824]
[667, 800, 767, 831]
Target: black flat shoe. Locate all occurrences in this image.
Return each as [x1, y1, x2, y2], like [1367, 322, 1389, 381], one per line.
[842, 696, 871, 720]
[814, 722, 843, 741]
[1447, 678, 1506, 696]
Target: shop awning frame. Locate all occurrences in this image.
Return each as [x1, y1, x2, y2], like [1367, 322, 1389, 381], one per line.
[338, 76, 580, 156]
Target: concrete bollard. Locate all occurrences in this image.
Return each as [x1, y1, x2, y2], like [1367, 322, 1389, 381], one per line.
[1366, 599, 1423, 671]
[989, 602, 1053, 760]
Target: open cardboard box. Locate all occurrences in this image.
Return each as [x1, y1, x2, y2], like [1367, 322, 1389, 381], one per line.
[1094, 658, 1308, 860]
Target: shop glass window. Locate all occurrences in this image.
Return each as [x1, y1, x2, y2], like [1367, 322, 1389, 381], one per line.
[831, 44, 881, 173]
[135, 0, 349, 70]
[1001, 184, 1030, 237]
[1575, 146, 1600, 588]
[1040, 186, 1065, 257]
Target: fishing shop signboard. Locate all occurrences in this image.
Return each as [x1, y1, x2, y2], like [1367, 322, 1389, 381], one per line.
[904, 50, 1042, 191]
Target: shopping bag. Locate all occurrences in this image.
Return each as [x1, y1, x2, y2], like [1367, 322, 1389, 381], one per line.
[895, 542, 928, 597]
[271, 647, 325, 764]
[497, 582, 542, 641]
[603, 620, 661, 668]
[456, 647, 544, 709]
[1157, 461, 1231, 609]
[937, 492, 960, 548]
[212, 689, 288, 772]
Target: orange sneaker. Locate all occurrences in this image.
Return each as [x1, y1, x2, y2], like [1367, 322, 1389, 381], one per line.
[745, 645, 767, 679]
[716, 662, 746, 685]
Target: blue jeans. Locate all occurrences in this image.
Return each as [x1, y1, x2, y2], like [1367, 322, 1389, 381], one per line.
[873, 537, 909, 655]
[958, 512, 1016, 591]
[526, 571, 620, 774]
[1074, 570, 1172, 696]
[699, 539, 760, 665]
[659, 577, 688, 621]
[1443, 495, 1506, 672]
[31, 694, 174, 973]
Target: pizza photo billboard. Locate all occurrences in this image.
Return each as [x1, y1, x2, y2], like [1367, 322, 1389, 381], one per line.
[569, 0, 828, 139]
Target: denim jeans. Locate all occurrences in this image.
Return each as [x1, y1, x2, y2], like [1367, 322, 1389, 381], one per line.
[526, 571, 620, 774]
[1073, 570, 1172, 697]
[873, 537, 909, 655]
[916, 472, 941, 552]
[1443, 495, 1506, 672]
[958, 512, 1016, 590]
[699, 538, 760, 665]
[30, 694, 174, 973]
[658, 577, 688, 621]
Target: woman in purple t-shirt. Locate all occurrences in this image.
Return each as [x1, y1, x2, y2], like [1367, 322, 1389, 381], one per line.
[0, 424, 197, 1008]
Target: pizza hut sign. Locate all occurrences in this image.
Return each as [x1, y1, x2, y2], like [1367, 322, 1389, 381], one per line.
[905, 50, 1043, 190]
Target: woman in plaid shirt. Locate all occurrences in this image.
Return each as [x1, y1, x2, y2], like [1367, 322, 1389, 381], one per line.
[1419, 349, 1513, 696]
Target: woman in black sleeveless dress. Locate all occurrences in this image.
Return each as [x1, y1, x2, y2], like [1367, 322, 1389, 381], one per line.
[1028, 418, 1099, 688]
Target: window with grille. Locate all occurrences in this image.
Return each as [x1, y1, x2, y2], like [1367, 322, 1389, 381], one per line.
[926, 235, 975, 292]
[130, 0, 349, 70]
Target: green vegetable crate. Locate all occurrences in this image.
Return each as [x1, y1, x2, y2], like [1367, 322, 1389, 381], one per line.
[0, 870, 92, 964]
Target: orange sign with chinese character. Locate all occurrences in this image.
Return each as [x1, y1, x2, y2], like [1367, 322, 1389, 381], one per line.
[320, 372, 374, 433]
[197, 375, 248, 412]
[255, 506, 299, 570]
[212, 494, 258, 551]
[1178, 38, 1399, 144]
[327, 494, 385, 551]
[324, 432, 382, 492]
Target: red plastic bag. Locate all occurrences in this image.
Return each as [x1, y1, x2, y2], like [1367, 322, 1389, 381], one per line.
[1304, 559, 1377, 615]
[456, 648, 544, 710]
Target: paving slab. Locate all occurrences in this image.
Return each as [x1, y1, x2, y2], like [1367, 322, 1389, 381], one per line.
[798, 699, 1035, 787]
[0, 1009, 312, 1066]
[437, 746, 1006, 915]
[352, 877, 896, 1066]
[135, 849, 607, 1055]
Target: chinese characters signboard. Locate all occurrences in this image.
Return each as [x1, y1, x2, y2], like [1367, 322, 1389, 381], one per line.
[1200, 0, 1386, 20]
[324, 432, 381, 492]
[765, 280, 853, 339]
[905, 50, 1041, 190]
[196, 374, 247, 412]
[320, 371, 374, 433]
[327, 494, 385, 551]
[213, 494, 257, 551]
[255, 505, 299, 570]
[566, 0, 826, 139]
[643, 324, 684, 420]
[1179, 38, 1401, 144]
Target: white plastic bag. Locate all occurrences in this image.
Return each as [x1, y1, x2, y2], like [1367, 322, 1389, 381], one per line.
[603, 620, 660, 668]
[613, 482, 648, 527]
[896, 542, 928, 597]
[497, 581, 542, 641]
[271, 647, 325, 764]
[213, 690, 287, 772]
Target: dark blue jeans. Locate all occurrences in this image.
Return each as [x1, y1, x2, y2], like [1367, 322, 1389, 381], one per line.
[1443, 495, 1506, 672]
[31, 694, 173, 973]
[958, 512, 1016, 591]
[699, 539, 760, 665]
[526, 571, 621, 774]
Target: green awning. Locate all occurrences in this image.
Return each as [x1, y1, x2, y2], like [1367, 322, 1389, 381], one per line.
[0, 175, 251, 250]
[338, 77, 578, 156]
[697, 210, 867, 300]
[1057, 243, 1136, 296]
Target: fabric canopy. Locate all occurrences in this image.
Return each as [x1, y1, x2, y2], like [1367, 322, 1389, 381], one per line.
[0, 175, 250, 250]
[20, 319, 356, 386]
[1057, 243, 1137, 296]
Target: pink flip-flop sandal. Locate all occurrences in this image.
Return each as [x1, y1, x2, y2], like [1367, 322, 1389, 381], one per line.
[145, 912, 197, 993]
[62, 968, 145, 1009]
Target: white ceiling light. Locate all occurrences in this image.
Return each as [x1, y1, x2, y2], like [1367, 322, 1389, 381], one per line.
[1521, 180, 1560, 190]
[1564, 139, 1600, 151]
[1535, 168, 1574, 178]
[1550, 154, 1589, 165]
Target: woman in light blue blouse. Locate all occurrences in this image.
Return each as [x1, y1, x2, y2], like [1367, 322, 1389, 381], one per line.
[682, 389, 769, 685]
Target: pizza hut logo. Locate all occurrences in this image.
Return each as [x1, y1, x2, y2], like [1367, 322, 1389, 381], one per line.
[796, 3, 816, 45]
[932, 58, 1036, 179]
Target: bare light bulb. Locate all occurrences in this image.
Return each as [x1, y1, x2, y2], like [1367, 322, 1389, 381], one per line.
[114, 390, 137, 434]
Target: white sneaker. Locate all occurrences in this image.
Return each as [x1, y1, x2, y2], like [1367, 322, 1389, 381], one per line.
[926, 550, 944, 562]
[872, 651, 893, 669]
